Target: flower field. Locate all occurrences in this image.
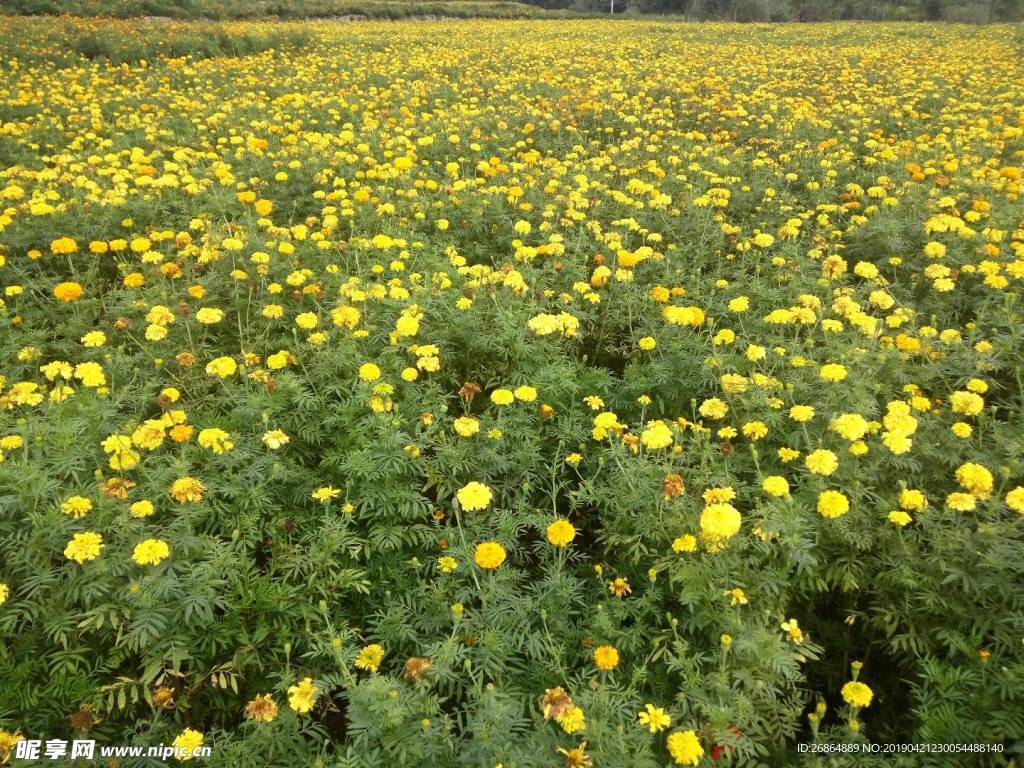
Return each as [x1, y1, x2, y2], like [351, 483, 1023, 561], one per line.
[1, 17, 1024, 767]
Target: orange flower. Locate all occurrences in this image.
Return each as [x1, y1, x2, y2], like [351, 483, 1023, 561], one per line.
[53, 282, 84, 301]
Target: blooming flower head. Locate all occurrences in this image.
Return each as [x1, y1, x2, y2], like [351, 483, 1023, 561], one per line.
[355, 644, 385, 672]
[170, 477, 206, 504]
[820, 363, 848, 382]
[262, 429, 290, 450]
[64, 532, 104, 563]
[762, 476, 790, 497]
[593, 645, 619, 670]
[197, 428, 233, 454]
[955, 462, 993, 498]
[700, 503, 741, 542]
[457, 481, 492, 511]
[474, 541, 506, 569]
[358, 362, 381, 382]
[53, 281, 83, 301]
[172, 729, 204, 761]
[453, 416, 480, 437]
[667, 730, 704, 766]
[61, 495, 92, 519]
[132, 538, 170, 566]
[638, 704, 671, 733]
[311, 486, 341, 502]
[205, 356, 237, 378]
[287, 677, 319, 713]
[805, 449, 839, 476]
[841, 680, 873, 708]
[547, 518, 577, 547]
[817, 490, 850, 518]
[490, 388, 514, 405]
[640, 420, 673, 450]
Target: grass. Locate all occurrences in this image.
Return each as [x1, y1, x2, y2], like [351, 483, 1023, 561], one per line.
[0, 0, 559, 21]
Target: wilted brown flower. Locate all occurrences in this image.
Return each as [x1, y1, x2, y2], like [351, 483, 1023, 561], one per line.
[541, 686, 575, 721]
[68, 705, 95, 731]
[663, 473, 685, 500]
[152, 686, 175, 709]
[99, 477, 136, 500]
[459, 381, 481, 402]
[245, 694, 279, 722]
[403, 657, 432, 683]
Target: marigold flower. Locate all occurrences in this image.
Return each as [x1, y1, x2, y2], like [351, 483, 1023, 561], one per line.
[245, 694, 278, 722]
[132, 538, 170, 566]
[547, 519, 576, 547]
[666, 730, 704, 766]
[593, 645, 619, 670]
[355, 644, 385, 672]
[287, 677, 319, 712]
[64, 532, 104, 564]
[474, 541, 506, 569]
[170, 477, 206, 504]
[457, 481, 492, 511]
[817, 490, 850, 518]
[841, 681, 873, 708]
[171, 729, 203, 761]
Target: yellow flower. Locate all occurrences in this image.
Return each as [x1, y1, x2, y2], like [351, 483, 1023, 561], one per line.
[490, 388, 515, 405]
[358, 362, 381, 381]
[513, 385, 537, 401]
[195, 307, 224, 324]
[805, 449, 838, 476]
[53, 281, 84, 301]
[637, 704, 671, 733]
[355, 644, 385, 672]
[546, 519, 577, 547]
[205, 356, 238, 378]
[0, 583, 9, 606]
[311, 486, 341, 502]
[699, 503, 741, 541]
[287, 677, 319, 713]
[819, 363, 848, 382]
[172, 729, 204, 761]
[781, 618, 804, 643]
[593, 645, 619, 670]
[438, 556, 458, 573]
[64, 532, 104, 564]
[888, 510, 912, 526]
[170, 477, 206, 504]
[557, 706, 586, 734]
[81, 331, 106, 347]
[640, 420, 673, 450]
[61, 495, 92, 519]
[132, 538, 170, 566]
[262, 429, 290, 449]
[762, 476, 790, 497]
[817, 490, 850, 518]
[474, 541, 506, 569]
[1007, 486, 1024, 514]
[197, 427, 233, 454]
[666, 729, 704, 766]
[129, 500, 155, 518]
[457, 481, 492, 511]
[672, 534, 697, 553]
[841, 681, 873, 708]
[698, 398, 728, 420]
[454, 416, 480, 437]
[955, 462, 993, 498]
[898, 489, 926, 511]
